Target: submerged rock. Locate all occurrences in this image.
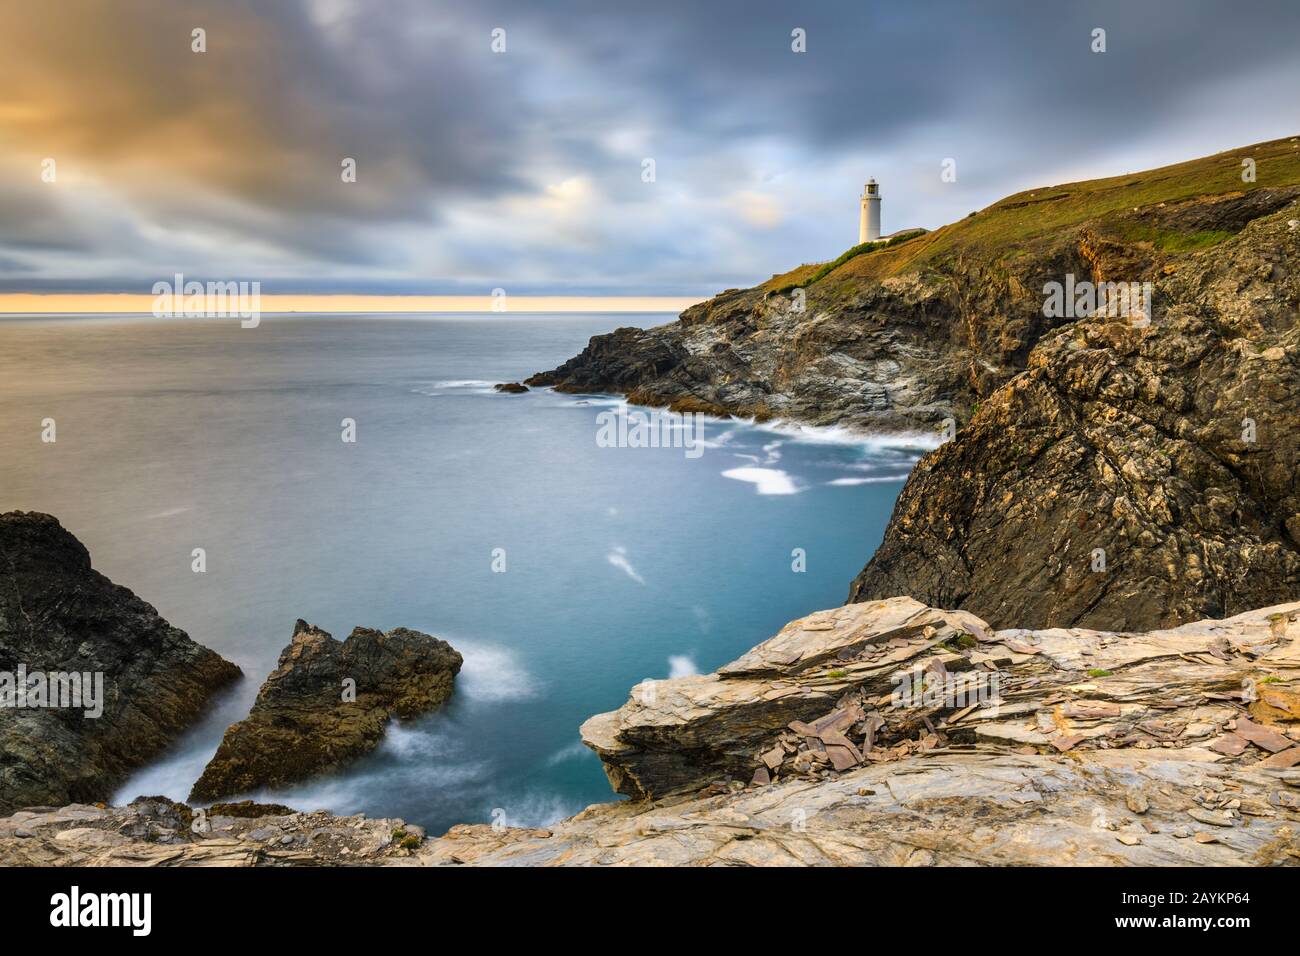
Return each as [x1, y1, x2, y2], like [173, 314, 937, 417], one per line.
[493, 381, 529, 394]
[189, 620, 461, 802]
[0, 511, 241, 814]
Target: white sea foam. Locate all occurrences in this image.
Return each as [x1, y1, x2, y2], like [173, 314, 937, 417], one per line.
[607, 545, 646, 584]
[411, 379, 498, 396]
[545, 740, 591, 766]
[721, 466, 799, 495]
[265, 745, 490, 817]
[749, 418, 941, 453]
[451, 639, 539, 702]
[380, 722, 463, 760]
[667, 654, 699, 678]
[827, 474, 911, 486]
[145, 506, 191, 519]
[489, 792, 583, 829]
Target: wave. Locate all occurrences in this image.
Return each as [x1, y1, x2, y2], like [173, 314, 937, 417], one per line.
[447, 638, 540, 702]
[667, 654, 699, 678]
[827, 474, 911, 486]
[145, 506, 191, 519]
[721, 466, 799, 495]
[488, 791, 584, 829]
[544, 740, 591, 766]
[607, 545, 647, 584]
[750, 418, 941, 453]
[410, 379, 499, 396]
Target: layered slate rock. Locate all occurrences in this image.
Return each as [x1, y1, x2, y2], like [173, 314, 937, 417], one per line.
[583, 597, 1300, 801]
[189, 620, 461, 802]
[530, 139, 1300, 630]
[0, 797, 424, 866]
[579, 598, 991, 799]
[0, 511, 240, 814]
[9, 600, 1300, 867]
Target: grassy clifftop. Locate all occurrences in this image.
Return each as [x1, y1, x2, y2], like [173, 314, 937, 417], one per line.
[762, 135, 1300, 292]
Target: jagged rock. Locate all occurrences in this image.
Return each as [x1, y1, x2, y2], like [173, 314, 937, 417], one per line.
[580, 598, 989, 799]
[206, 800, 297, 819]
[0, 512, 240, 814]
[0, 797, 420, 866]
[531, 139, 1300, 630]
[851, 207, 1300, 630]
[583, 597, 1300, 804]
[6, 599, 1300, 866]
[493, 382, 529, 394]
[189, 620, 461, 802]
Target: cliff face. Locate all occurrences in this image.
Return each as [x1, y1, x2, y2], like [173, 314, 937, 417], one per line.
[850, 211, 1300, 629]
[530, 139, 1300, 630]
[0, 512, 240, 814]
[189, 620, 462, 802]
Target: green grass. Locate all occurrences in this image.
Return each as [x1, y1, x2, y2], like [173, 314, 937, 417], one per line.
[1109, 223, 1235, 252]
[826, 668, 848, 679]
[761, 135, 1300, 292]
[942, 633, 978, 652]
[770, 229, 926, 294]
[1087, 668, 1113, 679]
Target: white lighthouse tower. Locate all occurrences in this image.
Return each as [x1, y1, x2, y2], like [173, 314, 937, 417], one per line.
[859, 178, 881, 243]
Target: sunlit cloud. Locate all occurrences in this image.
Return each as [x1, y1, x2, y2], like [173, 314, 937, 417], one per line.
[1, 0, 1298, 297]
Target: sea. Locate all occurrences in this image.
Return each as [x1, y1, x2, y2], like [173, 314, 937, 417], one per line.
[0, 313, 930, 834]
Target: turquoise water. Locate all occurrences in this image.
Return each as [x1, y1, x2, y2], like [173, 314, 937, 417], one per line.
[0, 314, 927, 833]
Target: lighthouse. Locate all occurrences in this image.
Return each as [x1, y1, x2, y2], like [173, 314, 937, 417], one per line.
[859, 178, 881, 243]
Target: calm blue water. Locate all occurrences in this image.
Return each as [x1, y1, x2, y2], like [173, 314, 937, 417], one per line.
[0, 314, 927, 833]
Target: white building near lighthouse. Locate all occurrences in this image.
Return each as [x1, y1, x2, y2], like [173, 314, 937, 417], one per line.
[859, 178, 881, 243]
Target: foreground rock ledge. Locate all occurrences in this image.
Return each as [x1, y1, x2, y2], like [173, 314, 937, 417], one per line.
[189, 620, 461, 802]
[6, 597, 1299, 866]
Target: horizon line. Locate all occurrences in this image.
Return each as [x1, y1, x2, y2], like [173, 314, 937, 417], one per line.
[0, 293, 707, 315]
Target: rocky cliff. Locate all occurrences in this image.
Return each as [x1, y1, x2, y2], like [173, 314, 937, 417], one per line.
[8, 598, 1299, 866]
[530, 139, 1300, 631]
[189, 620, 461, 802]
[0, 512, 240, 814]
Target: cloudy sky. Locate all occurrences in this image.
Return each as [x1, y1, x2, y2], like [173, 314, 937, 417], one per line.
[2, 0, 1299, 298]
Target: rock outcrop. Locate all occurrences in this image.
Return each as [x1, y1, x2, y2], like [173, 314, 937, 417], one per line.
[579, 598, 991, 799]
[8, 598, 1300, 866]
[0, 511, 240, 814]
[849, 208, 1300, 631]
[0, 796, 426, 866]
[530, 138, 1300, 631]
[189, 620, 461, 802]
[434, 597, 1300, 865]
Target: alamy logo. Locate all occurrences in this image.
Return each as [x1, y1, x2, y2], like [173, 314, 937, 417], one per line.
[152, 273, 261, 328]
[0, 666, 104, 718]
[49, 886, 151, 936]
[595, 403, 706, 459]
[1042, 273, 1152, 326]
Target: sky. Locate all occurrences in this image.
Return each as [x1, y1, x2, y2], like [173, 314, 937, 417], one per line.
[2, 0, 1299, 301]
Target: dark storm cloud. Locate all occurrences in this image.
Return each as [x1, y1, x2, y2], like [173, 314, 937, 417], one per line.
[1, 0, 1297, 293]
